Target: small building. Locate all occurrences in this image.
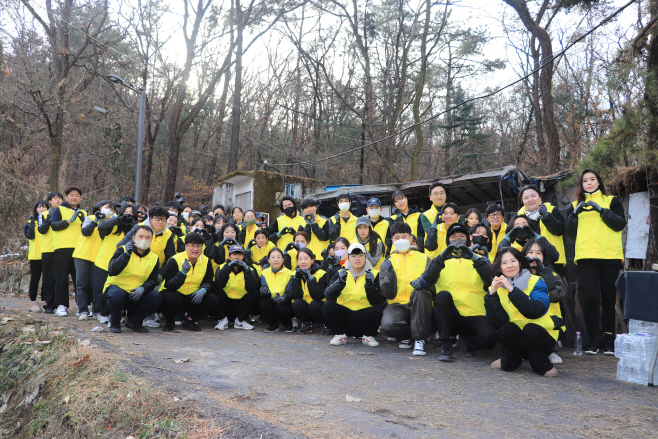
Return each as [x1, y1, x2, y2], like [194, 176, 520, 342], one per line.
[213, 171, 325, 225]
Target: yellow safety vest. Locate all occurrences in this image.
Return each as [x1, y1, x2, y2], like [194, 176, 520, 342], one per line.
[371, 218, 390, 253]
[350, 237, 384, 270]
[306, 216, 330, 260]
[549, 271, 565, 332]
[27, 219, 42, 261]
[250, 241, 276, 276]
[392, 211, 422, 239]
[422, 204, 443, 226]
[95, 225, 124, 271]
[165, 251, 209, 295]
[219, 263, 249, 299]
[73, 226, 103, 262]
[336, 269, 379, 311]
[243, 225, 260, 244]
[436, 258, 486, 317]
[387, 251, 427, 305]
[425, 222, 451, 260]
[572, 192, 624, 263]
[518, 203, 566, 265]
[488, 222, 507, 263]
[261, 266, 292, 298]
[497, 274, 558, 340]
[54, 206, 86, 250]
[275, 215, 307, 251]
[103, 246, 159, 293]
[138, 221, 172, 267]
[287, 248, 299, 271]
[300, 269, 326, 304]
[332, 213, 358, 243]
[39, 211, 54, 254]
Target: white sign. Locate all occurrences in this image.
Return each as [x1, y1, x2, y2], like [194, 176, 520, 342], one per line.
[626, 191, 651, 259]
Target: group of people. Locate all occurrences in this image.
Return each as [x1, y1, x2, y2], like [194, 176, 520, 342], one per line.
[23, 168, 626, 377]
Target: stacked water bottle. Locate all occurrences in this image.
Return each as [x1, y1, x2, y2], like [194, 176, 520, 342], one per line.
[615, 320, 658, 385]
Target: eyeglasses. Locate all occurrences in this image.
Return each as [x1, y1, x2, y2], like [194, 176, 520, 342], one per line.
[186, 244, 203, 249]
[431, 191, 446, 196]
[488, 213, 503, 219]
[151, 217, 166, 222]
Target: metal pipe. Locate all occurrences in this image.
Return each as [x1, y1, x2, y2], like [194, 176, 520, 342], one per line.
[135, 86, 146, 203]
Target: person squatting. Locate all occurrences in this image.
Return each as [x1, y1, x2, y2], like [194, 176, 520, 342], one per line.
[24, 168, 625, 377]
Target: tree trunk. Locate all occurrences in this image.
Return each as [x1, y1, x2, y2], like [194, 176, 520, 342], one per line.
[410, 0, 431, 181]
[530, 37, 546, 166]
[228, 0, 244, 173]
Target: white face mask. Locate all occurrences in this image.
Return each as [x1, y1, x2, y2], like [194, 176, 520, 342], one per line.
[338, 202, 350, 212]
[134, 239, 151, 250]
[101, 207, 112, 217]
[168, 210, 177, 217]
[334, 249, 347, 259]
[393, 239, 411, 252]
[368, 208, 381, 218]
[182, 212, 190, 220]
[297, 242, 307, 248]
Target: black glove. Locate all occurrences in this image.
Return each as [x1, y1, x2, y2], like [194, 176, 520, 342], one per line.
[76, 210, 86, 221]
[410, 278, 424, 290]
[587, 201, 603, 212]
[337, 269, 348, 283]
[325, 255, 338, 266]
[273, 293, 284, 303]
[200, 204, 207, 214]
[574, 201, 588, 215]
[170, 226, 183, 237]
[199, 228, 210, 239]
[526, 257, 545, 272]
[457, 244, 474, 260]
[295, 267, 309, 280]
[29, 215, 35, 221]
[537, 204, 548, 218]
[506, 226, 522, 240]
[234, 260, 249, 272]
[520, 225, 538, 240]
[321, 249, 329, 259]
[181, 259, 192, 273]
[124, 240, 135, 254]
[285, 242, 296, 253]
[260, 284, 270, 297]
[246, 239, 256, 250]
[305, 213, 316, 224]
[471, 244, 489, 258]
[365, 269, 374, 286]
[440, 244, 457, 261]
[284, 227, 296, 235]
[259, 256, 269, 267]
[95, 211, 105, 220]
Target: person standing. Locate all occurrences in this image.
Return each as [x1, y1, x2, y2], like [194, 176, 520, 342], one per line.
[390, 191, 424, 252]
[365, 198, 393, 255]
[301, 198, 330, 264]
[424, 203, 460, 260]
[420, 183, 449, 237]
[24, 200, 49, 312]
[329, 194, 358, 242]
[268, 196, 306, 251]
[37, 192, 63, 313]
[485, 204, 507, 262]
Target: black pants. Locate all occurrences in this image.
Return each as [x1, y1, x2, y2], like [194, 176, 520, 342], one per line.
[260, 297, 294, 327]
[41, 252, 56, 309]
[53, 248, 76, 308]
[381, 289, 433, 341]
[106, 285, 163, 328]
[217, 290, 255, 322]
[434, 290, 498, 350]
[292, 299, 325, 323]
[322, 300, 384, 337]
[579, 264, 620, 337]
[498, 322, 555, 375]
[92, 266, 109, 316]
[160, 289, 219, 323]
[28, 260, 43, 301]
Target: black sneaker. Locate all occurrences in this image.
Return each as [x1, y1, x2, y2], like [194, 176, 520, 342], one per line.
[284, 324, 295, 333]
[297, 322, 313, 334]
[109, 326, 121, 333]
[264, 324, 279, 333]
[44, 308, 54, 314]
[125, 320, 148, 333]
[183, 319, 201, 332]
[584, 337, 599, 355]
[461, 335, 474, 357]
[321, 324, 334, 336]
[162, 321, 176, 332]
[603, 332, 615, 355]
[438, 343, 454, 362]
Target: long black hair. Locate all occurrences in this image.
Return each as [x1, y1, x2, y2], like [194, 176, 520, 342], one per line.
[115, 204, 137, 235]
[33, 200, 48, 218]
[357, 224, 383, 257]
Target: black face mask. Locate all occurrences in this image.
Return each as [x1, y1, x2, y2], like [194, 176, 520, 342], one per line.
[472, 235, 488, 247]
[283, 206, 296, 216]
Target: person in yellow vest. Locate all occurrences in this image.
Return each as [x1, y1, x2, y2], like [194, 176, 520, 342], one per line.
[167, 213, 185, 243]
[95, 204, 137, 324]
[565, 168, 626, 355]
[413, 223, 497, 361]
[485, 204, 507, 262]
[301, 198, 330, 264]
[268, 196, 306, 250]
[230, 206, 246, 230]
[285, 248, 328, 334]
[25, 200, 49, 312]
[37, 192, 63, 313]
[239, 210, 262, 245]
[160, 232, 218, 332]
[390, 191, 424, 252]
[322, 243, 385, 347]
[73, 200, 114, 320]
[259, 248, 294, 332]
[212, 223, 242, 268]
[350, 216, 385, 270]
[365, 198, 393, 256]
[498, 215, 560, 265]
[328, 194, 358, 243]
[49, 186, 86, 317]
[518, 185, 566, 271]
[214, 244, 259, 330]
[424, 202, 460, 259]
[175, 217, 213, 254]
[283, 231, 310, 270]
[246, 229, 276, 275]
[118, 205, 175, 283]
[469, 222, 492, 258]
[485, 247, 561, 377]
[522, 238, 568, 365]
[136, 204, 148, 223]
[379, 222, 432, 355]
[105, 225, 163, 333]
[420, 183, 449, 237]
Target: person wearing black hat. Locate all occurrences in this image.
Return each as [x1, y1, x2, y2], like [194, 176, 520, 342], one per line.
[412, 223, 496, 362]
[365, 198, 393, 255]
[160, 232, 218, 332]
[214, 244, 259, 330]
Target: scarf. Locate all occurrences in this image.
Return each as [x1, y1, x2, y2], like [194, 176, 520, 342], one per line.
[525, 208, 541, 222]
[507, 268, 531, 291]
[343, 259, 374, 280]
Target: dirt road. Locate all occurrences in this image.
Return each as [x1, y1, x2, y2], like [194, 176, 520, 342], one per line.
[3, 295, 658, 438]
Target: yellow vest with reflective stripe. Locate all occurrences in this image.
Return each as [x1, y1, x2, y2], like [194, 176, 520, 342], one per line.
[350, 237, 384, 270]
[392, 211, 422, 239]
[497, 274, 558, 340]
[220, 263, 248, 299]
[571, 192, 624, 263]
[103, 246, 159, 293]
[518, 203, 565, 265]
[27, 219, 42, 260]
[387, 251, 427, 305]
[95, 225, 124, 271]
[54, 206, 86, 250]
[261, 266, 292, 298]
[337, 269, 379, 311]
[488, 222, 507, 263]
[73, 226, 103, 262]
[275, 215, 307, 251]
[332, 213, 358, 243]
[306, 216, 330, 260]
[139, 221, 172, 267]
[425, 223, 450, 260]
[436, 258, 486, 317]
[168, 251, 208, 295]
[38, 211, 54, 254]
[301, 269, 326, 304]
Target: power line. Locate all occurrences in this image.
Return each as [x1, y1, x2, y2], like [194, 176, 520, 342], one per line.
[266, 0, 638, 167]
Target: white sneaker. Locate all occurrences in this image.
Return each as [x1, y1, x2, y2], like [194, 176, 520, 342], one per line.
[330, 334, 347, 345]
[214, 317, 229, 330]
[78, 312, 88, 321]
[549, 352, 563, 364]
[234, 318, 254, 330]
[55, 305, 68, 317]
[291, 317, 299, 329]
[362, 335, 379, 347]
[99, 316, 109, 324]
[399, 339, 412, 349]
[413, 340, 426, 356]
[143, 319, 161, 328]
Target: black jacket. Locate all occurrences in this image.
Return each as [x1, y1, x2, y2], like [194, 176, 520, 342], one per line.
[285, 263, 327, 302]
[118, 221, 175, 276]
[324, 268, 384, 306]
[484, 280, 550, 329]
[107, 247, 160, 293]
[214, 262, 259, 294]
[163, 256, 214, 293]
[565, 196, 626, 238]
[24, 219, 36, 240]
[50, 202, 84, 231]
[418, 254, 492, 292]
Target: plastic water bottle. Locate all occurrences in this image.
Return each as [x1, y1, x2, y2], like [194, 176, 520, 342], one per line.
[574, 332, 582, 356]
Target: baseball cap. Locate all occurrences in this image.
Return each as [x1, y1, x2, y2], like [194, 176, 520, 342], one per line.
[348, 243, 366, 255]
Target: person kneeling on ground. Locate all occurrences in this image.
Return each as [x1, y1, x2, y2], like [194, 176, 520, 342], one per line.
[214, 245, 259, 330]
[412, 223, 497, 362]
[379, 222, 433, 356]
[323, 243, 385, 347]
[160, 232, 218, 332]
[485, 248, 562, 377]
[104, 225, 163, 333]
[285, 248, 328, 334]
